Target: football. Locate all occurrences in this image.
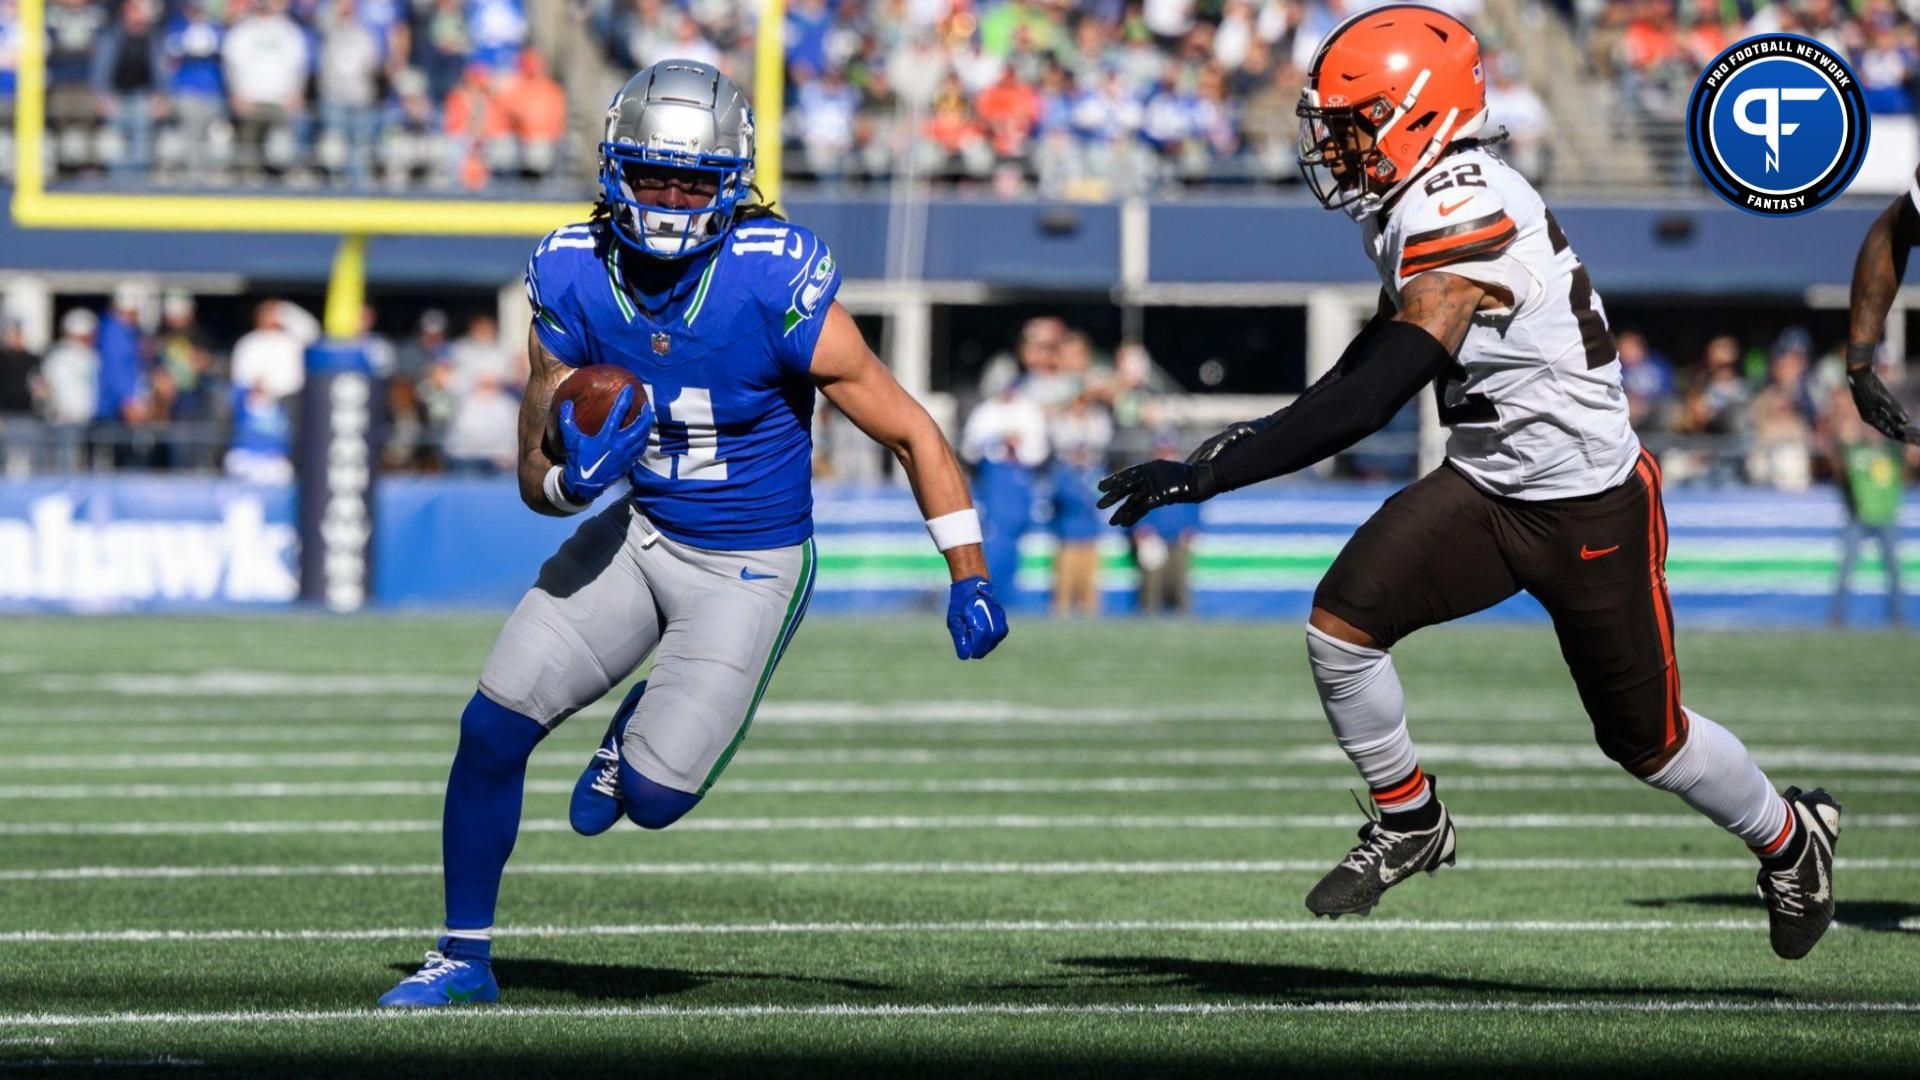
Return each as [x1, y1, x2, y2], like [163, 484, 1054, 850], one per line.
[543, 364, 648, 462]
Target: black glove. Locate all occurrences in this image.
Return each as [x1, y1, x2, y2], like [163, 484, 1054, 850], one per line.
[1847, 344, 1920, 445]
[1097, 459, 1220, 528]
[1185, 418, 1271, 466]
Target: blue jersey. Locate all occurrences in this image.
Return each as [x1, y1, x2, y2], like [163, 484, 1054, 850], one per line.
[525, 219, 841, 550]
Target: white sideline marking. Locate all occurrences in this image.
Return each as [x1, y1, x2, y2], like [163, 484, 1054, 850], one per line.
[7, 743, 1918, 774]
[10, 775, 1920, 800]
[0, 918, 1793, 944]
[3, 1001, 1917, 1029]
[3, 813, 1915, 838]
[1, 858, 1914, 882]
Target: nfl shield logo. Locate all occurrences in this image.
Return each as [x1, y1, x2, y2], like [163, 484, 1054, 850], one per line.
[652, 331, 670, 355]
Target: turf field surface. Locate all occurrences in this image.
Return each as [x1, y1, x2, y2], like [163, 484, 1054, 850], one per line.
[0, 615, 1916, 1078]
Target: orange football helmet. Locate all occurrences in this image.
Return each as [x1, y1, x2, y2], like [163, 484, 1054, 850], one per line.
[1297, 4, 1490, 217]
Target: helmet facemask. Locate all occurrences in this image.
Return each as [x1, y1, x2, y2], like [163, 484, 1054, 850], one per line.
[1297, 94, 1400, 216]
[599, 142, 750, 260]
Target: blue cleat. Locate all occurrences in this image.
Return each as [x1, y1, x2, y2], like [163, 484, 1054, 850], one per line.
[378, 939, 500, 1008]
[570, 681, 644, 836]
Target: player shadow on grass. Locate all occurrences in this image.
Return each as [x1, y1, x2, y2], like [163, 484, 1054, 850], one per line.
[1630, 894, 1920, 935]
[1015, 956, 1780, 1000]
[387, 959, 892, 1001]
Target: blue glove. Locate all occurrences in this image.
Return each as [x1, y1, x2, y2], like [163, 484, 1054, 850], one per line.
[558, 386, 654, 505]
[946, 576, 1008, 660]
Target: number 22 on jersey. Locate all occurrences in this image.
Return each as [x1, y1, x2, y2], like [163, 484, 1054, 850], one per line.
[638, 385, 729, 481]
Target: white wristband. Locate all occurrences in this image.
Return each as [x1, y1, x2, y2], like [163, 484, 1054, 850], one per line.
[543, 464, 591, 515]
[925, 508, 984, 552]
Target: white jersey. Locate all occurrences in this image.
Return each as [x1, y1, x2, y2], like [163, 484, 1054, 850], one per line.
[1363, 146, 1639, 500]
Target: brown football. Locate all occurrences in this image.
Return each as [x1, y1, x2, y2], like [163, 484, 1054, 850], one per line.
[544, 365, 648, 463]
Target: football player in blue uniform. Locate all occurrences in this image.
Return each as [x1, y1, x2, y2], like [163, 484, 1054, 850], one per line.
[380, 60, 1009, 1007]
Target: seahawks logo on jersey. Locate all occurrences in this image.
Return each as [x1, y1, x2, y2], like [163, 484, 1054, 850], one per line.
[783, 246, 836, 336]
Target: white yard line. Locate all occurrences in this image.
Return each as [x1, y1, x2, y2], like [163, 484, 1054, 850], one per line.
[1, 858, 1914, 882]
[2, 813, 1915, 838]
[2, 1001, 1917, 1029]
[0, 918, 1807, 945]
[9, 775, 1920, 800]
[5, 743, 1917, 773]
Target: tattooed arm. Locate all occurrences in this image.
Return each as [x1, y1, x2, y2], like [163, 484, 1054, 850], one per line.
[518, 329, 577, 515]
[1843, 188, 1920, 444]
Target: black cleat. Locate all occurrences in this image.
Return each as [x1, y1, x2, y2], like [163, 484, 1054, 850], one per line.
[1306, 781, 1456, 919]
[1757, 786, 1842, 960]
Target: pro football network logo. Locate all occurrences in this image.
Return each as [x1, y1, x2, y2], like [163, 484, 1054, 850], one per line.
[1686, 33, 1868, 217]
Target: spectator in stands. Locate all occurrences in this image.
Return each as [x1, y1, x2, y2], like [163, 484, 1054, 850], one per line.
[446, 312, 516, 390]
[1748, 371, 1814, 491]
[225, 377, 294, 483]
[501, 48, 566, 180]
[1484, 51, 1549, 183]
[1616, 330, 1676, 429]
[1679, 3, 1729, 69]
[977, 64, 1042, 173]
[387, 309, 450, 468]
[155, 290, 218, 435]
[224, 0, 311, 180]
[1689, 333, 1751, 436]
[318, 0, 385, 188]
[416, 0, 471, 101]
[444, 62, 511, 189]
[1049, 391, 1113, 617]
[785, 0, 834, 78]
[0, 0, 18, 116]
[1856, 18, 1917, 115]
[466, 0, 528, 72]
[230, 298, 318, 401]
[961, 365, 1049, 598]
[45, 0, 110, 163]
[0, 319, 41, 477]
[1825, 381, 1908, 627]
[922, 73, 990, 178]
[982, 0, 1058, 58]
[665, 10, 724, 70]
[90, 0, 167, 181]
[95, 285, 154, 467]
[441, 369, 519, 474]
[1138, 66, 1196, 174]
[796, 66, 861, 185]
[1132, 434, 1200, 615]
[381, 67, 441, 188]
[164, 0, 228, 184]
[42, 308, 99, 472]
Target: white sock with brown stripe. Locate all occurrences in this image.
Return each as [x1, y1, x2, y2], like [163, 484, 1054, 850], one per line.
[1641, 709, 1793, 855]
[1305, 624, 1436, 826]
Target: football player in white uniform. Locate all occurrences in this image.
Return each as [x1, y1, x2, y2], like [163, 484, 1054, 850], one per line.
[1099, 4, 1840, 959]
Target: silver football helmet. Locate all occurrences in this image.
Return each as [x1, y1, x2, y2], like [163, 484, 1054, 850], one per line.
[599, 60, 756, 259]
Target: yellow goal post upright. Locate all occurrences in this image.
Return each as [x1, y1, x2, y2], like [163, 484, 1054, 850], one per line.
[8, 0, 788, 610]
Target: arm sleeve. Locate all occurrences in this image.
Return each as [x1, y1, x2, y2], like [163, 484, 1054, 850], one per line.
[1200, 321, 1453, 494]
[1393, 188, 1535, 315]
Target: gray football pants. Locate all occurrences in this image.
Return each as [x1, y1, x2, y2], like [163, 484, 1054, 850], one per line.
[477, 500, 817, 795]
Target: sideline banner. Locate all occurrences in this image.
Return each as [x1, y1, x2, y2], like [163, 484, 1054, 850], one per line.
[0, 477, 1911, 625]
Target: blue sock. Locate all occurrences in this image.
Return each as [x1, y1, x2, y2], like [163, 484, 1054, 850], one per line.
[617, 757, 702, 829]
[440, 934, 492, 964]
[443, 691, 547, 936]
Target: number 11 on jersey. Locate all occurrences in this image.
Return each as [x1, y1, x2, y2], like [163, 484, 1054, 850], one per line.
[638, 385, 730, 481]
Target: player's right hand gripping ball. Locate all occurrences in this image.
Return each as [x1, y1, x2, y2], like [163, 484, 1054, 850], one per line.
[946, 576, 1008, 660]
[557, 384, 655, 505]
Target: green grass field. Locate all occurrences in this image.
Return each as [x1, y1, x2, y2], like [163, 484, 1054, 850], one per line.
[1, 615, 1916, 1077]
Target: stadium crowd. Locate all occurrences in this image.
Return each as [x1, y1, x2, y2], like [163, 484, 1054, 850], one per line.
[1574, 0, 1920, 122]
[0, 0, 568, 191]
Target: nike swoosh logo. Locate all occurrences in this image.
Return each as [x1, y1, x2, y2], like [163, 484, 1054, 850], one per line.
[740, 568, 778, 581]
[1580, 544, 1620, 561]
[1439, 198, 1473, 217]
[577, 450, 613, 481]
[1801, 804, 1833, 904]
[972, 597, 994, 632]
[447, 985, 483, 1003]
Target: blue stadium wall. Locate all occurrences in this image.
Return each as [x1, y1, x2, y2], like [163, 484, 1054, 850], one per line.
[0, 476, 1910, 625]
[0, 189, 1893, 292]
